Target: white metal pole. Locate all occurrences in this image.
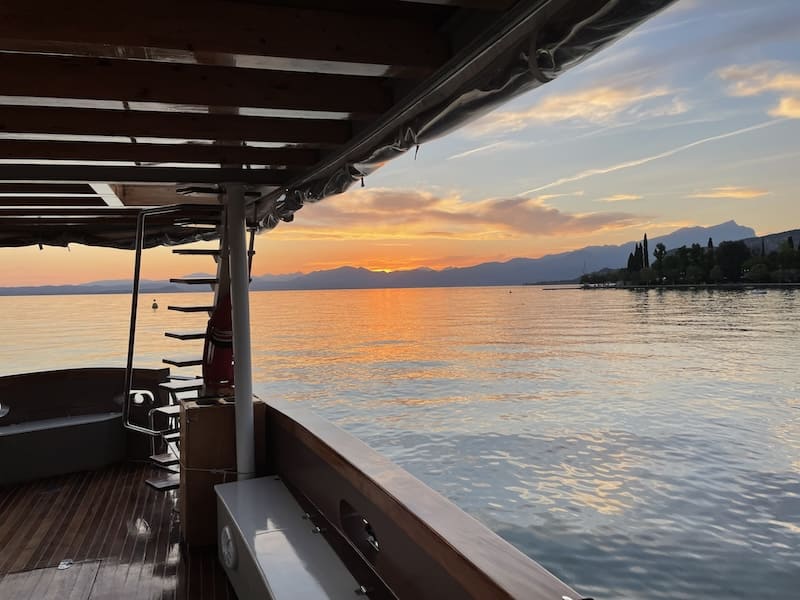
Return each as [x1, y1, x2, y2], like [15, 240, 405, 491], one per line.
[226, 183, 255, 480]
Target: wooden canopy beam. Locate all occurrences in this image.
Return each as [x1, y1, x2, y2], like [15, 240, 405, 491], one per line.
[0, 165, 298, 185]
[0, 106, 352, 145]
[0, 196, 106, 206]
[0, 183, 96, 194]
[0, 207, 217, 218]
[0, 1, 449, 70]
[394, 0, 513, 8]
[0, 140, 320, 166]
[0, 54, 393, 115]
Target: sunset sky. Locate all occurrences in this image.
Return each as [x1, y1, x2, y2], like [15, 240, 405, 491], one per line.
[2, 0, 799, 286]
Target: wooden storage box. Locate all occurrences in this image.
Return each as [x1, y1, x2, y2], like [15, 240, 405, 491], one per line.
[179, 399, 266, 547]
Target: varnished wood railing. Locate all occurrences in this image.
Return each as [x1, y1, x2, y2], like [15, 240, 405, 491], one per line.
[265, 398, 580, 600]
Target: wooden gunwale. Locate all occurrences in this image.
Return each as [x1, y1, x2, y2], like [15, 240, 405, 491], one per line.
[266, 398, 579, 600]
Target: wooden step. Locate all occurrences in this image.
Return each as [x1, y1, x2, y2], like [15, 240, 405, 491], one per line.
[170, 277, 249, 285]
[172, 248, 254, 256]
[172, 248, 220, 256]
[150, 452, 179, 466]
[165, 331, 206, 340]
[160, 379, 204, 392]
[152, 404, 181, 417]
[169, 277, 218, 285]
[167, 305, 214, 312]
[163, 356, 203, 368]
[145, 473, 180, 491]
[163, 432, 181, 444]
[168, 374, 201, 381]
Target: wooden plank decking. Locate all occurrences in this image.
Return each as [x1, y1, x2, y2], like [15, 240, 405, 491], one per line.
[0, 462, 235, 599]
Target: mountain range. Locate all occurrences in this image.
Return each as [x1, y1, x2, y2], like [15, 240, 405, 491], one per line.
[0, 220, 761, 295]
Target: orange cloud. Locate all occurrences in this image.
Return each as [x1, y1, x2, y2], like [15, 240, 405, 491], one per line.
[597, 194, 642, 202]
[719, 63, 800, 96]
[270, 188, 643, 242]
[719, 63, 800, 119]
[469, 85, 686, 135]
[771, 97, 800, 118]
[688, 186, 769, 199]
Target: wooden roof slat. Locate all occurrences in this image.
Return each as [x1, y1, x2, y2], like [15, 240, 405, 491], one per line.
[0, 196, 105, 206]
[0, 105, 352, 145]
[0, 140, 320, 166]
[0, 1, 449, 70]
[0, 53, 393, 115]
[394, 0, 513, 8]
[0, 183, 95, 194]
[0, 165, 297, 185]
[0, 207, 214, 217]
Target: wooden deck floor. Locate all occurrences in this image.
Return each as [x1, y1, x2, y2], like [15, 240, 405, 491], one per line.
[0, 462, 236, 599]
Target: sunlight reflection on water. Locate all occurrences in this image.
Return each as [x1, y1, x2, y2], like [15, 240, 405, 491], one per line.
[1, 286, 798, 599]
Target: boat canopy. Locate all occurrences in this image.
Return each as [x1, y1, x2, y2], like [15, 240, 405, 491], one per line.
[0, 0, 676, 249]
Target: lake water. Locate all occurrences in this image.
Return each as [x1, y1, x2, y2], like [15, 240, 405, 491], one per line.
[1, 286, 798, 599]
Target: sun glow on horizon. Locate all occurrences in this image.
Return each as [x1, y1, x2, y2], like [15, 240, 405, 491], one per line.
[1, 1, 798, 288]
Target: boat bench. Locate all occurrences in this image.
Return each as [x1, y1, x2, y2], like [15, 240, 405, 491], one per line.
[0, 412, 124, 486]
[215, 476, 361, 599]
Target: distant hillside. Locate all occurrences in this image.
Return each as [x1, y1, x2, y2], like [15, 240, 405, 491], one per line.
[249, 220, 755, 290]
[740, 229, 800, 254]
[0, 221, 763, 294]
[0, 279, 180, 297]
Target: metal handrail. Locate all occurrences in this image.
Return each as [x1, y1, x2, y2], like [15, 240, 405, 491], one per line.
[122, 204, 222, 437]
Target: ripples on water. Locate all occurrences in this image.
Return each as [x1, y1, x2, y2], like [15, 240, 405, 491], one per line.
[1, 287, 798, 598]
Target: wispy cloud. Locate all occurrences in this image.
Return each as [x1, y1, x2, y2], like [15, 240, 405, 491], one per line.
[468, 85, 687, 136]
[688, 186, 769, 199]
[597, 194, 642, 203]
[519, 120, 781, 195]
[271, 188, 643, 241]
[447, 141, 507, 160]
[719, 62, 800, 118]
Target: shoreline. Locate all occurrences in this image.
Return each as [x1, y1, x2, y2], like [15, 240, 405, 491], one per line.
[584, 282, 800, 290]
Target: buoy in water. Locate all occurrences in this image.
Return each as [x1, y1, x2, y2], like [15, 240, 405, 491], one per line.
[152, 299, 159, 309]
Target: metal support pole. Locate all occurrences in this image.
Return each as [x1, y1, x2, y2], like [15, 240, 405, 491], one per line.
[226, 183, 256, 480]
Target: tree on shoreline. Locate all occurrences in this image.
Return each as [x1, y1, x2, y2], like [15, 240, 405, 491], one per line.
[653, 242, 666, 280]
[580, 232, 800, 286]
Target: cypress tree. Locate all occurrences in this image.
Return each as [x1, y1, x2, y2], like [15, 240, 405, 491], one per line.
[634, 243, 644, 272]
[789, 236, 795, 250]
[643, 234, 650, 268]
[761, 237, 766, 256]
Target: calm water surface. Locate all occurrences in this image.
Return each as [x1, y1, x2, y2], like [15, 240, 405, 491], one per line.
[1, 287, 798, 598]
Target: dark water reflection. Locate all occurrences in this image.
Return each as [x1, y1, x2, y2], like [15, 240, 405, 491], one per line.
[1, 287, 798, 598]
